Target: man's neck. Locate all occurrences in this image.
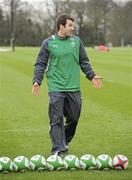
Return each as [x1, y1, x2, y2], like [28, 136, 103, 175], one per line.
[57, 31, 66, 38]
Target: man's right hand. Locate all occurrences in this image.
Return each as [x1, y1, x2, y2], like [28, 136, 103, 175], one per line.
[32, 82, 39, 96]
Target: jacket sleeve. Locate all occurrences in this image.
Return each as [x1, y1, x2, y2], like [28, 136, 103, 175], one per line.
[79, 40, 96, 80]
[32, 39, 49, 85]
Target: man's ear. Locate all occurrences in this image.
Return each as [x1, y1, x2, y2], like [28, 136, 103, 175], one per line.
[60, 24, 64, 30]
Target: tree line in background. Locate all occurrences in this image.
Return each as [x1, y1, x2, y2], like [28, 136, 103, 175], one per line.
[0, 0, 132, 47]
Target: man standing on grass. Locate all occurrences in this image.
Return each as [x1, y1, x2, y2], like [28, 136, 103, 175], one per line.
[32, 15, 102, 157]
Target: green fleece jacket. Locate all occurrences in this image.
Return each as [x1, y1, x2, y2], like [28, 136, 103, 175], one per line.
[33, 34, 95, 92]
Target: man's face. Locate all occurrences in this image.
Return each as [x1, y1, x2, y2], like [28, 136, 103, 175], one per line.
[62, 19, 75, 36]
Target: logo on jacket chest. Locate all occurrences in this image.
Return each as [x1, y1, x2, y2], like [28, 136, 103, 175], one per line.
[70, 41, 76, 47]
[52, 44, 58, 48]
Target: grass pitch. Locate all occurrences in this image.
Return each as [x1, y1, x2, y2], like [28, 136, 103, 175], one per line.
[0, 47, 132, 180]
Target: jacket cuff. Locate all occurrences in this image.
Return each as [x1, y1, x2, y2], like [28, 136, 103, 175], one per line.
[32, 80, 41, 86]
[86, 73, 96, 81]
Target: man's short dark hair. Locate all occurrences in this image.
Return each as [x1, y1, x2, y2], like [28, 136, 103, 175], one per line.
[57, 15, 74, 31]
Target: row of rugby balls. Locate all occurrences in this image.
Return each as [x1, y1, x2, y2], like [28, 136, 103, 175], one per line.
[0, 154, 128, 173]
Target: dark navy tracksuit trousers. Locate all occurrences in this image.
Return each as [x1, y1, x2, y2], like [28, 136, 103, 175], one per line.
[48, 91, 82, 154]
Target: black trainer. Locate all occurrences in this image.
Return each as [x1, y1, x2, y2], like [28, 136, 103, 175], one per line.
[57, 149, 68, 158]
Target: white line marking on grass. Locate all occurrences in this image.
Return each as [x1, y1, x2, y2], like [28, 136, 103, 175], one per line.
[1, 129, 45, 133]
[0, 48, 11, 52]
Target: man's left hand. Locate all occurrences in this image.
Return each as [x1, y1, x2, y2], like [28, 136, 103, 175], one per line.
[91, 75, 103, 89]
